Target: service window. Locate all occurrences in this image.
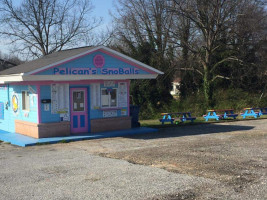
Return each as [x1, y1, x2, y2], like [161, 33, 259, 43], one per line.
[101, 89, 109, 108]
[101, 88, 118, 108]
[22, 91, 30, 111]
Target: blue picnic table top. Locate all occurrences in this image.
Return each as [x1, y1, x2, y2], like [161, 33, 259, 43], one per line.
[159, 112, 196, 124]
[203, 109, 238, 121]
[241, 107, 267, 119]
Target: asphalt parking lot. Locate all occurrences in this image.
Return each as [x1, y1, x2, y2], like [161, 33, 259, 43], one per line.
[0, 119, 266, 200]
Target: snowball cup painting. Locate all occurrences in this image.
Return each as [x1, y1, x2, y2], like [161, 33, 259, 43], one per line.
[0, 46, 163, 139]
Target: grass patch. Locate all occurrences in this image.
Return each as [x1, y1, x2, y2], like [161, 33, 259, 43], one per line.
[139, 89, 267, 120]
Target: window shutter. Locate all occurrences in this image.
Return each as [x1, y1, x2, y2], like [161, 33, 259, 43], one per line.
[91, 83, 100, 109]
[51, 84, 69, 114]
[118, 82, 128, 107]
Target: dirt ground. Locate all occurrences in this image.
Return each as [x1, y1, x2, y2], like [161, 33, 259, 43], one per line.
[1, 119, 267, 199]
[69, 119, 267, 199]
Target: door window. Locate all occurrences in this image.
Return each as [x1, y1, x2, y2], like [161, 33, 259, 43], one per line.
[73, 91, 85, 112]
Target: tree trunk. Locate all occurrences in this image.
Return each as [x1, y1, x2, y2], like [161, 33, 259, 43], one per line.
[203, 67, 214, 108]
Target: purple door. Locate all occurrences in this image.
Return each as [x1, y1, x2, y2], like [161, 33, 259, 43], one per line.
[70, 88, 88, 133]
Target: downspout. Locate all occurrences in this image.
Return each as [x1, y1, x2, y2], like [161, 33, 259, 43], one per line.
[7, 83, 10, 109]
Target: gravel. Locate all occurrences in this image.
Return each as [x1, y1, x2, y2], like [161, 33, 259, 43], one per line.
[0, 143, 217, 200]
[0, 119, 267, 200]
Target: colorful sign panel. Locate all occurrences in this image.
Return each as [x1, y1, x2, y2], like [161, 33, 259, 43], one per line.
[93, 54, 105, 68]
[52, 54, 140, 75]
[53, 67, 139, 75]
[37, 52, 151, 76]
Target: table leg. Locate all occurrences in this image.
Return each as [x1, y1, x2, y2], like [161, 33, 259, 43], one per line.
[213, 112, 219, 120]
[243, 110, 247, 119]
[205, 112, 211, 121]
[251, 110, 258, 118]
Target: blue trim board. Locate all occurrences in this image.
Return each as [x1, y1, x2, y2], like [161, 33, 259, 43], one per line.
[73, 115, 78, 128]
[80, 115, 85, 127]
[0, 127, 158, 147]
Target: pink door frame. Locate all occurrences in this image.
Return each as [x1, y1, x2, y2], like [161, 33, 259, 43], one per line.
[70, 88, 88, 133]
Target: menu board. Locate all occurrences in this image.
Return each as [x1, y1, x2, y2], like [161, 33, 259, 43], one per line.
[103, 110, 117, 118]
[118, 82, 128, 107]
[121, 109, 127, 116]
[51, 84, 70, 121]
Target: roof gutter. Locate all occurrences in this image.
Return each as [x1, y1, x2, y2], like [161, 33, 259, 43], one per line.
[0, 74, 160, 83]
[0, 74, 24, 84]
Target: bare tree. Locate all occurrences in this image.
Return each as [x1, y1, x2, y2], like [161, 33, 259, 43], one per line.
[112, 0, 176, 110]
[113, 0, 174, 65]
[170, 0, 253, 107]
[230, 0, 267, 91]
[0, 0, 102, 58]
[0, 50, 23, 71]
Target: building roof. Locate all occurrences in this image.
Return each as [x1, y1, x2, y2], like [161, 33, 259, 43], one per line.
[0, 46, 95, 75]
[0, 46, 163, 83]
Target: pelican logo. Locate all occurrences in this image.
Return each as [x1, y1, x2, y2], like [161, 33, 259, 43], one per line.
[93, 54, 105, 68]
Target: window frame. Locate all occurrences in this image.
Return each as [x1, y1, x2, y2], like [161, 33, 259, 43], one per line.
[100, 88, 118, 108]
[22, 90, 30, 111]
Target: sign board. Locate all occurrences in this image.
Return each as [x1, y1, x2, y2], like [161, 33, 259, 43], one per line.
[53, 67, 139, 75]
[103, 110, 117, 118]
[121, 109, 127, 116]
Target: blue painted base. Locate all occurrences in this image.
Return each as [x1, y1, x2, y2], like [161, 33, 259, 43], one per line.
[0, 127, 158, 147]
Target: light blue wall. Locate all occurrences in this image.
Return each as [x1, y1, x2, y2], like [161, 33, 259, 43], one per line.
[37, 51, 149, 75]
[0, 85, 11, 132]
[40, 83, 128, 120]
[0, 84, 38, 132]
[0, 82, 129, 133]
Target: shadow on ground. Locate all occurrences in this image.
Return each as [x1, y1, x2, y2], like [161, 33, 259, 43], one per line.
[127, 124, 255, 140]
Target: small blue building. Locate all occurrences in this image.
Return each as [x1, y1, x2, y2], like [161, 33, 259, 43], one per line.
[0, 46, 163, 138]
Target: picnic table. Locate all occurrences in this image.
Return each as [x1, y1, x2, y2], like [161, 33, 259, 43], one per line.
[159, 112, 196, 125]
[240, 107, 267, 119]
[259, 108, 267, 115]
[203, 109, 238, 121]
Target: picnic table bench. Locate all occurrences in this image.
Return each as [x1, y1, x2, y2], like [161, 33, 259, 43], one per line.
[159, 112, 196, 125]
[259, 108, 267, 115]
[203, 109, 238, 121]
[240, 107, 267, 119]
